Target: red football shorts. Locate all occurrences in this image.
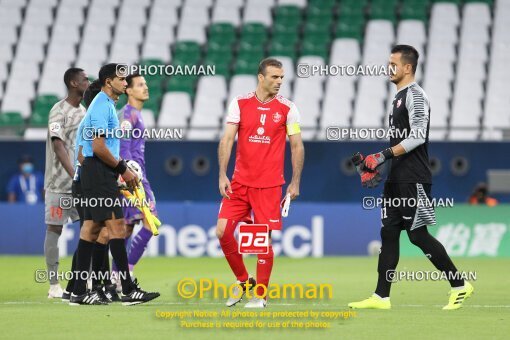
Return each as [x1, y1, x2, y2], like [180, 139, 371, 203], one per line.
[218, 180, 283, 230]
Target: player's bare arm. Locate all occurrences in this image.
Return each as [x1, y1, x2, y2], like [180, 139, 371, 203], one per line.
[287, 133, 304, 200]
[92, 136, 137, 189]
[360, 132, 420, 171]
[218, 123, 238, 199]
[389, 144, 406, 157]
[363, 87, 429, 170]
[77, 145, 84, 165]
[52, 138, 74, 178]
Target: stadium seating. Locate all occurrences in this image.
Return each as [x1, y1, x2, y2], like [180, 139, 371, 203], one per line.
[0, 0, 506, 141]
[158, 92, 192, 128]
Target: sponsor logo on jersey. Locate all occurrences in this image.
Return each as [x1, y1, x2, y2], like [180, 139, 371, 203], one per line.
[257, 106, 270, 111]
[396, 98, 402, 108]
[257, 127, 265, 135]
[248, 135, 271, 144]
[272, 112, 282, 123]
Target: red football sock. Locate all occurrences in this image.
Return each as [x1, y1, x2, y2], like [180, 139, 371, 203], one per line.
[219, 219, 249, 282]
[256, 245, 274, 298]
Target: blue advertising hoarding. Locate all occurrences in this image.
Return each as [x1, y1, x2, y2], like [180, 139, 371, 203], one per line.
[0, 202, 381, 256]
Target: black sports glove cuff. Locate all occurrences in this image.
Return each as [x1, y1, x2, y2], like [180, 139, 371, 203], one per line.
[382, 148, 394, 160]
[352, 152, 376, 173]
[351, 152, 364, 166]
[114, 159, 128, 175]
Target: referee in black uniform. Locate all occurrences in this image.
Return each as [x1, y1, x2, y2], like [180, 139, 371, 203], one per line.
[70, 64, 159, 305]
[349, 45, 474, 310]
[63, 80, 119, 302]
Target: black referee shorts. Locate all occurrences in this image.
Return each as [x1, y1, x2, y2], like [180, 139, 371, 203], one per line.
[81, 157, 123, 223]
[71, 179, 84, 227]
[381, 182, 437, 231]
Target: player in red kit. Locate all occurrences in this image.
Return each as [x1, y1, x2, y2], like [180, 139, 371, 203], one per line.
[216, 58, 305, 308]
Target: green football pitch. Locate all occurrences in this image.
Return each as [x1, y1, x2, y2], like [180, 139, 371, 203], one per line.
[1, 256, 508, 339]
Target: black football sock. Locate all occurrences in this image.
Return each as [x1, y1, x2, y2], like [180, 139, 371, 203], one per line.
[375, 227, 402, 298]
[109, 238, 133, 295]
[91, 242, 107, 288]
[65, 249, 78, 292]
[72, 239, 94, 296]
[102, 244, 112, 285]
[407, 226, 464, 288]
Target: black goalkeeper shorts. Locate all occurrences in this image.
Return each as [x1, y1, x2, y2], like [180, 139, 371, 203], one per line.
[381, 182, 437, 231]
[81, 157, 124, 223]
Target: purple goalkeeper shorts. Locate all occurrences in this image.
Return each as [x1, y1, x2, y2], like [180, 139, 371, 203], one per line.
[123, 177, 158, 225]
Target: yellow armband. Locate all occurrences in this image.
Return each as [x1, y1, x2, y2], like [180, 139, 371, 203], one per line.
[286, 123, 301, 136]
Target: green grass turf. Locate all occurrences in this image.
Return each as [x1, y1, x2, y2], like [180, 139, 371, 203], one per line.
[0, 256, 509, 339]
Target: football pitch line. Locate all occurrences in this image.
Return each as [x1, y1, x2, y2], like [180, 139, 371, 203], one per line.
[2, 301, 510, 308]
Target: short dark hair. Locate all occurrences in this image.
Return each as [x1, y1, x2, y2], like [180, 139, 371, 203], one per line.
[391, 45, 419, 74]
[18, 155, 33, 165]
[126, 73, 142, 88]
[83, 79, 101, 107]
[258, 58, 283, 76]
[63, 68, 84, 89]
[98, 63, 120, 86]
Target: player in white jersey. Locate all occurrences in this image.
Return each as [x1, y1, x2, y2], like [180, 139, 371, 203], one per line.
[44, 68, 89, 298]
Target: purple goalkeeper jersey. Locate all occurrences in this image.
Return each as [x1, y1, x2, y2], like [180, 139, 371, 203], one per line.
[119, 104, 157, 223]
[120, 104, 146, 173]
[119, 104, 155, 204]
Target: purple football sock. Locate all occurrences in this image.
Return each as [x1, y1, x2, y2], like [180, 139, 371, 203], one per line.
[128, 227, 153, 267]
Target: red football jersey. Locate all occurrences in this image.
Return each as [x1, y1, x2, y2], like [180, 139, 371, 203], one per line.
[226, 92, 301, 188]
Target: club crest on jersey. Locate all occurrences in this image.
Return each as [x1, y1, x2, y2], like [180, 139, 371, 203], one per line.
[257, 127, 265, 135]
[120, 120, 132, 131]
[396, 99, 402, 108]
[49, 122, 61, 132]
[272, 112, 282, 123]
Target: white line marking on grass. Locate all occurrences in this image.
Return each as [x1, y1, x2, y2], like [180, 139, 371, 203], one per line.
[400, 304, 510, 308]
[151, 302, 335, 306]
[3, 302, 509, 308]
[3, 302, 45, 304]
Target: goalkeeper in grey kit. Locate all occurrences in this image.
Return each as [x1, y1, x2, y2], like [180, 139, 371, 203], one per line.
[349, 45, 474, 310]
